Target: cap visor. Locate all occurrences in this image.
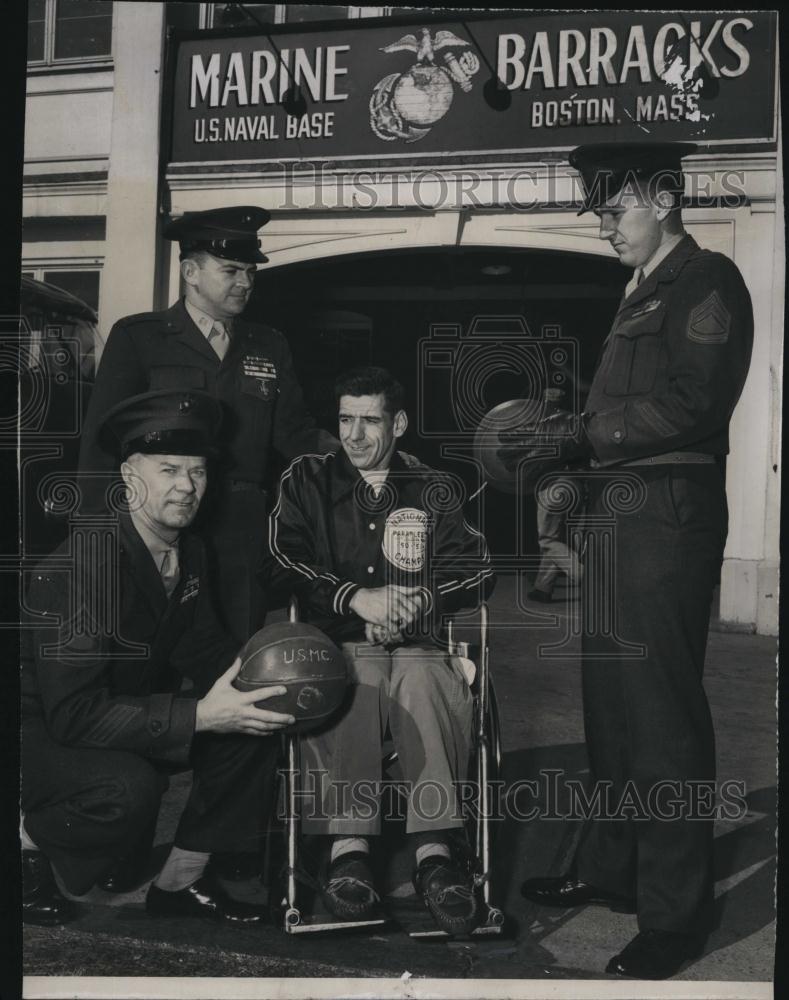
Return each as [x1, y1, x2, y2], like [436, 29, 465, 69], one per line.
[576, 197, 594, 216]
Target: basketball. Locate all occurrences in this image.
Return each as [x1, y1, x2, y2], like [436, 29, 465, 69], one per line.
[233, 622, 348, 734]
[474, 398, 561, 496]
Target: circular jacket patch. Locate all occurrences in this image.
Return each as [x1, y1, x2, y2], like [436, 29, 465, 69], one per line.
[382, 507, 429, 572]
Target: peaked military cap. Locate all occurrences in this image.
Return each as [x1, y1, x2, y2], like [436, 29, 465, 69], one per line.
[100, 389, 223, 461]
[569, 142, 697, 215]
[163, 205, 270, 263]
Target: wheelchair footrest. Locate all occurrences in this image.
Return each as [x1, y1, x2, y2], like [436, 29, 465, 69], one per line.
[406, 904, 505, 940]
[407, 924, 503, 939]
[285, 914, 388, 934]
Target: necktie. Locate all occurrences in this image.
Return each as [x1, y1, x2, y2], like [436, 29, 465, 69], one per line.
[625, 267, 644, 300]
[208, 320, 229, 360]
[160, 547, 180, 598]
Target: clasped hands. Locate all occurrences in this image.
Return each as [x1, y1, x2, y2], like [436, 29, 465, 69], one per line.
[350, 585, 425, 647]
[496, 410, 591, 472]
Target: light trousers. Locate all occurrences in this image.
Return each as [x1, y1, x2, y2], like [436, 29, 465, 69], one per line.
[300, 642, 473, 836]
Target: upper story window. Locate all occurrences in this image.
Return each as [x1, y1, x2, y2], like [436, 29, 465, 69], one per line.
[28, 0, 113, 67]
[203, 5, 389, 29]
[22, 267, 101, 315]
[21, 267, 101, 381]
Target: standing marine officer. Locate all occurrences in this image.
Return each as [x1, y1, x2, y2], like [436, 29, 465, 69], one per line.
[497, 143, 754, 979]
[78, 207, 335, 644]
[23, 389, 295, 925]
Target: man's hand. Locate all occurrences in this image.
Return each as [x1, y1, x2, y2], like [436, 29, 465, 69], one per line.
[365, 622, 405, 646]
[497, 410, 591, 472]
[350, 585, 424, 632]
[195, 657, 295, 735]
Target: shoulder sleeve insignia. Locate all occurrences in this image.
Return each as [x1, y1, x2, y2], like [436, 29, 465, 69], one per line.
[687, 290, 731, 344]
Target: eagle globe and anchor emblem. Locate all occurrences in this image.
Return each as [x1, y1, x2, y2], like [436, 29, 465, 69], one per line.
[369, 27, 481, 143]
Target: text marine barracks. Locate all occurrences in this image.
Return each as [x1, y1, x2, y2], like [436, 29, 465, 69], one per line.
[171, 12, 775, 161]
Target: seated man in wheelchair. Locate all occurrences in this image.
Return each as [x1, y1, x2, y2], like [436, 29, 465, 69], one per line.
[267, 365, 495, 935]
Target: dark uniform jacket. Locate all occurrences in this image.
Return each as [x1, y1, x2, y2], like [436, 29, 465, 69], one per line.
[585, 235, 753, 466]
[267, 449, 495, 642]
[21, 515, 238, 765]
[79, 300, 328, 496]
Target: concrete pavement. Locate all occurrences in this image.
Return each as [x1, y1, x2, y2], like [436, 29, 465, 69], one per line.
[23, 576, 778, 990]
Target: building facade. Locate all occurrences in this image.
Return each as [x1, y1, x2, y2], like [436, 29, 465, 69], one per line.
[23, 3, 781, 634]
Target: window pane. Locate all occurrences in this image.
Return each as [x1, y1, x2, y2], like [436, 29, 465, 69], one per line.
[42, 271, 100, 380]
[283, 5, 347, 21]
[27, 0, 46, 61]
[54, 0, 113, 60]
[43, 270, 100, 313]
[213, 3, 277, 27]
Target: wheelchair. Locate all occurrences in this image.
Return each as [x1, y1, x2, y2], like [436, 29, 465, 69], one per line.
[279, 598, 505, 937]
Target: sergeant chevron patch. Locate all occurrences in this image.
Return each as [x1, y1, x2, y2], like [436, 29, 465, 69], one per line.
[687, 291, 731, 344]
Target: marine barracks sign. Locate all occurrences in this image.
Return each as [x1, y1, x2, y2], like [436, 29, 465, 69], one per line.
[169, 11, 777, 165]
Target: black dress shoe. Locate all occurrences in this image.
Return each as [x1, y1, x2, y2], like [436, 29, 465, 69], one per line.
[413, 855, 479, 936]
[23, 851, 77, 926]
[145, 873, 268, 925]
[321, 851, 379, 920]
[521, 873, 635, 911]
[527, 588, 554, 603]
[606, 929, 705, 979]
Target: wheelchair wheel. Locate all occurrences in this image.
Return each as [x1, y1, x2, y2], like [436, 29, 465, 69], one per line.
[486, 674, 503, 787]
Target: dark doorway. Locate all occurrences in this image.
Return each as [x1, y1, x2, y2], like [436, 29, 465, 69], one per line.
[250, 246, 625, 556]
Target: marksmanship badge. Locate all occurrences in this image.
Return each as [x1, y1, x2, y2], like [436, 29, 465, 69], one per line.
[242, 355, 278, 398]
[382, 507, 430, 572]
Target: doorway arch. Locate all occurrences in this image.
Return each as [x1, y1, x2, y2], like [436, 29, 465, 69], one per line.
[250, 242, 625, 561]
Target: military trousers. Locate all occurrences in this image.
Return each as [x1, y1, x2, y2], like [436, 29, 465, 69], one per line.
[573, 464, 727, 933]
[300, 642, 473, 837]
[202, 481, 269, 645]
[22, 717, 279, 895]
